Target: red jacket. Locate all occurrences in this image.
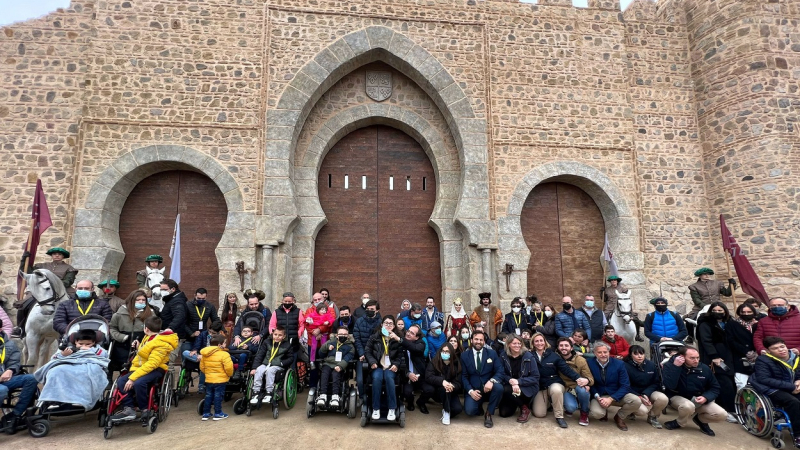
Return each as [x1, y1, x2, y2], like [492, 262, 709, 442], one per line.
[753, 306, 800, 354]
[601, 334, 630, 359]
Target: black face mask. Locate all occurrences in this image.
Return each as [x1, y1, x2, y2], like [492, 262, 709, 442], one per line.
[739, 314, 754, 322]
[562, 303, 572, 311]
[339, 316, 350, 324]
[712, 312, 726, 320]
[195, 298, 205, 305]
[365, 310, 376, 318]
[655, 305, 667, 312]
[337, 336, 348, 344]
[282, 303, 293, 310]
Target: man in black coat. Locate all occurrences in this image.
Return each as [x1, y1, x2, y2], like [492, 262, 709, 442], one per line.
[401, 324, 427, 413]
[662, 346, 726, 436]
[158, 279, 189, 364]
[52, 279, 113, 337]
[185, 287, 220, 344]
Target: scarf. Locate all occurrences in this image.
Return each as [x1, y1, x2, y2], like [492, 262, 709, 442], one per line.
[735, 317, 757, 333]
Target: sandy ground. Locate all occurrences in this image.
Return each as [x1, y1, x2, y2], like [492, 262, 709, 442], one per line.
[2, 387, 777, 450]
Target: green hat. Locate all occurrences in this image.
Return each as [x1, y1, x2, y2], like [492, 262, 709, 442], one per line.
[694, 267, 714, 277]
[145, 254, 163, 263]
[607, 275, 622, 282]
[46, 247, 70, 258]
[98, 279, 120, 288]
[649, 297, 668, 305]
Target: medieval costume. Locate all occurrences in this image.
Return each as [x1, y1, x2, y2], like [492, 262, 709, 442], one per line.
[603, 275, 644, 341]
[98, 279, 125, 313]
[136, 254, 165, 291]
[444, 298, 471, 337]
[468, 292, 502, 341]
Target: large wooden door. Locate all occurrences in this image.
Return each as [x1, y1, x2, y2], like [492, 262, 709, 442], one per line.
[521, 182, 605, 307]
[314, 126, 441, 313]
[118, 170, 227, 305]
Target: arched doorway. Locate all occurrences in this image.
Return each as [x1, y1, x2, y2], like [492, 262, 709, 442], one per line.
[118, 170, 227, 305]
[314, 125, 441, 312]
[521, 182, 605, 306]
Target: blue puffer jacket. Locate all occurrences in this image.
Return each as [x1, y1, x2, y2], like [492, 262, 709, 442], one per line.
[750, 354, 800, 396]
[353, 313, 382, 357]
[644, 310, 687, 343]
[554, 310, 590, 338]
[425, 331, 447, 355]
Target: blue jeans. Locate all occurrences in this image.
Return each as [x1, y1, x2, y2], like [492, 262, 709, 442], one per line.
[564, 386, 591, 414]
[356, 359, 365, 400]
[234, 352, 249, 369]
[203, 383, 225, 415]
[182, 350, 206, 388]
[0, 374, 38, 416]
[371, 368, 397, 410]
[117, 369, 165, 410]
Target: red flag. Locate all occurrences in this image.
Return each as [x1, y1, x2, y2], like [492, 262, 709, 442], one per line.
[17, 180, 53, 299]
[720, 215, 769, 305]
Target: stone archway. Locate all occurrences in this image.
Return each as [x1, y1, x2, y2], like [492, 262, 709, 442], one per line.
[71, 145, 253, 300]
[498, 162, 647, 307]
[262, 26, 493, 249]
[291, 104, 464, 305]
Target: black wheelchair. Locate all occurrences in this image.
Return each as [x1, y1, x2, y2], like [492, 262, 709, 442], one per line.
[305, 361, 358, 418]
[360, 362, 406, 428]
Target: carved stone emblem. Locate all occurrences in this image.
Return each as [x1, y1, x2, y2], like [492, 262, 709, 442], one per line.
[365, 71, 392, 102]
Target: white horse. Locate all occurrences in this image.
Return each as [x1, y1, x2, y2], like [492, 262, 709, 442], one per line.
[609, 290, 637, 344]
[144, 267, 166, 311]
[20, 269, 69, 369]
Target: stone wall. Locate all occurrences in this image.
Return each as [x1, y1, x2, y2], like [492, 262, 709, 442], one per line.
[0, 0, 797, 313]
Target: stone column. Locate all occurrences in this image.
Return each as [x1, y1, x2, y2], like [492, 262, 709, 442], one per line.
[259, 244, 274, 308]
[481, 248, 493, 293]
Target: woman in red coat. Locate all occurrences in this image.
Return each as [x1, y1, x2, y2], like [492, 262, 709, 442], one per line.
[445, 298, 471, 337]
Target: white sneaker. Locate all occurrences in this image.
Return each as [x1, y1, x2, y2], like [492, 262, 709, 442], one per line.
[371, 409, 381, 420]
[386, 409, 396, 421]
[264, 393, 272, 404]
[316, 394, 327, 407]
[330, 395, 340, 407]
[726, 413, 738, 423]
[250, 395, 259, 405]
[442, 410, 450, 425]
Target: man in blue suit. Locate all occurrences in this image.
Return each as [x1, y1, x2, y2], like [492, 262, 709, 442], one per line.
[461, 331, 506, 428]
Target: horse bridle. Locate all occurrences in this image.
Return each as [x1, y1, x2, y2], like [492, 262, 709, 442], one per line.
[614, 300, 633, 322]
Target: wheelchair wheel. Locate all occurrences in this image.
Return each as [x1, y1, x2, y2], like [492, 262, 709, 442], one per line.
[283, 368, 297, 410]
[196, 399, 205, 416]
[233, 398, 247, 415]
[103, 424, 113, 440]
[158, 372, 173, 423]
[736, 386, 773, 438]
[147, 416, 158, 434]
[360, 411, 367, 427]
[177, 369, 190, 399]
[273, 406, 279, 420]
[772, 437, 786, 449]
[347, 391, 357, 419]
[28, 419, 51, 438]
[399, 411, 406, 428]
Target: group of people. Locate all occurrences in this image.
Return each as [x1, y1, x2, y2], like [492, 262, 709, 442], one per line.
[2, 251, 800, 446]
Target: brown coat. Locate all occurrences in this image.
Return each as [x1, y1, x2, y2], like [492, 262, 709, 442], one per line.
[559, 353, 594, 390]
[688, 279, 732, 315]
[469, 305, 502, 340]
[33, 260, 78, 294]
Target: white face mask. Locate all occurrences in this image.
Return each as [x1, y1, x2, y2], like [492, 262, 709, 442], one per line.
[512, 307, 521, 313]
[545, 311, 553, 318]
[362, 298, 369, 305]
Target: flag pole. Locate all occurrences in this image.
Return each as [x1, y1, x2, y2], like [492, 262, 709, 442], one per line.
[17, 217, 36, 301]
[724, 251, 738, 310]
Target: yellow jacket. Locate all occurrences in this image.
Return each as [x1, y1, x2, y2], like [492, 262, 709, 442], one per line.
[129, 331, 179, 381]
[200, 346, 234, 384]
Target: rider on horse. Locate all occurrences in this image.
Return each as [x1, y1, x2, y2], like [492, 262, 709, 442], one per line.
[136, 254, 165, 291]
[13, 247, 78, 339]
[602, 275, 644, 342]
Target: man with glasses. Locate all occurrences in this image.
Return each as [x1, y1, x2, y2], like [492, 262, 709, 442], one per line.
[400, 324, 428, 413]
[53, 279, 113, 337]
[662, 346, 725, 436]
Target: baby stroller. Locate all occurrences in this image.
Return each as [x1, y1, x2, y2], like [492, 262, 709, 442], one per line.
[652, 339, 686, 389]
[196, 310, 266, 416]
[24, 315, 111, 438]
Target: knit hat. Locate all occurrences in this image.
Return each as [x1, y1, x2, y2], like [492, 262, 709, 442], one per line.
[650, 297, 668, 306]
[430, 321, 442, 329]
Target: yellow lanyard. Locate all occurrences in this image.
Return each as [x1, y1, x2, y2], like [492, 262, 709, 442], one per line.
[336, 340, 343, 352]
[76, 299, 94, 316]
[268, 342, 279, 364]
[513, 313, 522, 327]
[237, 337, 252, 349]
[0, 337, 5, 364]
[534, 312, 544, 324]
[768, 353, 799, 371]
[382, 337, 389, 356]
[195, 306, 206, 321]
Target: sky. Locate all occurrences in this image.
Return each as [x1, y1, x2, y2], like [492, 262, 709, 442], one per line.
[0, 0, 636, 27]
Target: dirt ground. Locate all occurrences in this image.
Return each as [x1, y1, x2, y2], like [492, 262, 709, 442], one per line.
[2, 388, 776, 450]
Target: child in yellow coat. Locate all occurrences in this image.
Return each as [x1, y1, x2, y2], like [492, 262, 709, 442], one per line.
[200, 334, 234, 420]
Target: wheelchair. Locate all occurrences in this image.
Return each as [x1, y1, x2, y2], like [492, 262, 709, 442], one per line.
[735, 385, 794, 449]
[305, 361, 358, 418]
[1, 365, 39, 436]
[244, 364, 298, 419]
[359, 362, 406, 428]
[176, 354, 199, 402]
[102, 367, 175, 439]
[195, 349, 254, 416]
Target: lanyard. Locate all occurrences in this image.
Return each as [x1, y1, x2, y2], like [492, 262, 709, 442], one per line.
[382, 337, 389, 356]
[336, 340, 343, 351]
[513, 313, 522, 327]
[0, 337, 5, 364]
[76, 299, 94, 316]
[768, 353, 799, 371]
[195, 306, 206, 321]
[534, 311, 544, 324]
[238, 337, 252, 349]
[268, 342, 279, 364]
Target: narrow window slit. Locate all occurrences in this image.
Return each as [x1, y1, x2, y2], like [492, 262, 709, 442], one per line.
[406, 176, 411, 191]
[422, 177, 427, 191]
[389, 176, 394, 191]
[362, 175, 367, 190]
[344, 174, 349, 189]
[328, 174, 332, 188]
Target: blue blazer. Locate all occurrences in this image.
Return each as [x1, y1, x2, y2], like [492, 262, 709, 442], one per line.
[461, 346, 506, 393]
[588, 357, 632, 402]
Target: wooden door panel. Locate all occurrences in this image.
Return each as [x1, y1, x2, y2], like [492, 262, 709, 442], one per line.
[522, 183, 564, 306]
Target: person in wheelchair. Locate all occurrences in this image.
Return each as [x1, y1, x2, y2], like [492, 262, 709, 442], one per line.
[229, 325, 259, 377]
[249, 326, 293, 405]
[33, 329, 109, 410]
[110, 316, 178, 422]
[316, 326, 355, 408]
[751, 336, 800, 448]
[0, 317, 38, 432]
[365, 315, 405, 421]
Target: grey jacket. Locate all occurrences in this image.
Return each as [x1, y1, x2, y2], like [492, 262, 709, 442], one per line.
[0, 331, 22, 375]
